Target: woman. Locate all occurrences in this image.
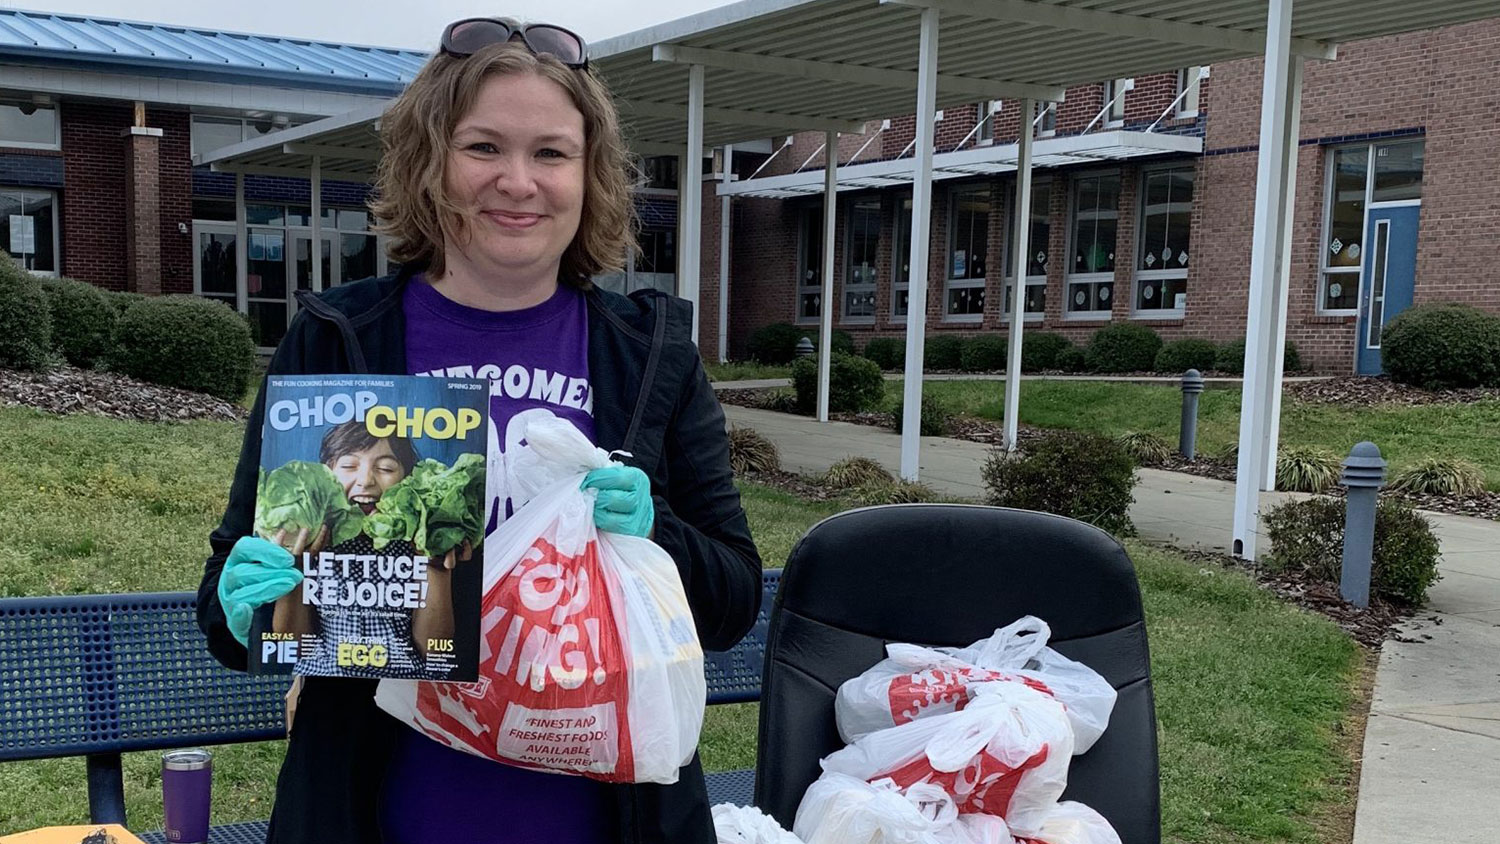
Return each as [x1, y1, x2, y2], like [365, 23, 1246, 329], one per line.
[197, 18, 762, 844]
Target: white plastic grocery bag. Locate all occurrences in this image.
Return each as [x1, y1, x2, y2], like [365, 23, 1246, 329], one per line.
[821, 682, 1073, 837]
[712, 803, 805, 844]
[794, 773, 962, 844]
[1013, 802, 1121, 844]
[375, 416, 705, 784]
[835, 616, 1116, 753]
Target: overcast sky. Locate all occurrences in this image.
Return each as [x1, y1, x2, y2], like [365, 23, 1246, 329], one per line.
[6, 0, 735, 50]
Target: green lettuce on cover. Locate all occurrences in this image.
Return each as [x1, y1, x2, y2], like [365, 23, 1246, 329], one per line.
[364, 453, 485, 556]
[255, 461, 366, 547]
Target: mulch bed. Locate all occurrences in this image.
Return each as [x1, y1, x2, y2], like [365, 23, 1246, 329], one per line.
[0, 366, 247, 423]
[1176, 548, 1420, 648]
[1285, 375, 1500, 407]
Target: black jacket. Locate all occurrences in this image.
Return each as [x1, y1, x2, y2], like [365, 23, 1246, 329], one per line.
[197, 267, 763, 844]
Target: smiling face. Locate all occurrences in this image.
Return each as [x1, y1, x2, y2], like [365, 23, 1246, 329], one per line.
[443, 71, 587, 286]
[329, 440, 408, 514]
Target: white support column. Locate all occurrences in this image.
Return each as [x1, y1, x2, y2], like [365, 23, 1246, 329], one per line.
[234, 172, 247, 315]
[310, 155, 323, 293]
[899, 6, 940, 480]
[719, 144, 733, 363]
[682, 63, 706, 346]
[1232, 0, 1303, 560]
[816, 130, 838, 422]
[1003, 98, 1035, 451]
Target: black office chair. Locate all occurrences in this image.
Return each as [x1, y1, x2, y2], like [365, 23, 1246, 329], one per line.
[754, 504, 1161, 844]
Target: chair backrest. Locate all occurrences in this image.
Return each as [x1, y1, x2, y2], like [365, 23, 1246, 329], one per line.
[0, 573, 785, 763]
[0, 593, 288, 762]
[754, 504, 1160, 844]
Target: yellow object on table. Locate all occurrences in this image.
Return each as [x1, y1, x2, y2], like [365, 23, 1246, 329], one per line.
[0, 826, 146, 844]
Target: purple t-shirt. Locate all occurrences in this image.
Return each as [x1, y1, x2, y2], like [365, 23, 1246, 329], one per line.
[378, 278, 610, 844]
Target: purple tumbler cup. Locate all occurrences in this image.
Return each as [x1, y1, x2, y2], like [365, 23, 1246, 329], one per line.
[162, 748, 213, 843]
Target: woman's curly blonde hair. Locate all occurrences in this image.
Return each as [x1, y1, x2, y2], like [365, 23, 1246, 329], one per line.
[369, 41, 635, 286]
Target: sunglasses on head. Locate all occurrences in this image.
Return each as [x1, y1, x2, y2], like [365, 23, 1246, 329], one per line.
[440, 18, 589, 69]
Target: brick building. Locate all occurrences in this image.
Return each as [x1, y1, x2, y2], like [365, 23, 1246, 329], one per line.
[717, 18, 1500, 374]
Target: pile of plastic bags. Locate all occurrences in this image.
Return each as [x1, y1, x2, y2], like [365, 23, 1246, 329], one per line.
[713, 616, 1123, 844]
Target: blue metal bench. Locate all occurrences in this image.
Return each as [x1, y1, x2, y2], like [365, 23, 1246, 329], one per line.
[0, 570, 779, 841]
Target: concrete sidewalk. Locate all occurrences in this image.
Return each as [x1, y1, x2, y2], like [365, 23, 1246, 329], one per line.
[723, 404, 1500, 843]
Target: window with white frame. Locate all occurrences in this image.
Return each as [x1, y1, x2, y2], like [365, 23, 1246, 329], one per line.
[1067, 172, 1120, 315]
[945, 184, 990, 321]
[797, 204, 824, 323]
[1036, 101, 1057, 137]
[1319, 139, 1425, 313]
[190, 115, 297, 159]
[1004, 180, 1050, 318]
[1175, 67, 1203, 117]
[844, 198, 880, 321]
[892, 196, 912, 318]
[1103, 79, 1128, 125]
[976, 101, 996, 143]
[1135, 165, 1194, 315]
[1, 101, 60, 149]
[0, 187, 58, 274]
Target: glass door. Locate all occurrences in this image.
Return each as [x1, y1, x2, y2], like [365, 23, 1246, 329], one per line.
[246, 228, 289, 349]
[193, 223, 238, 310]
[291, 231, 335, 294]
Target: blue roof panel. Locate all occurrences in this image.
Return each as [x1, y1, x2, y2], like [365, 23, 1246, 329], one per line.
[0, 8, 426, 95]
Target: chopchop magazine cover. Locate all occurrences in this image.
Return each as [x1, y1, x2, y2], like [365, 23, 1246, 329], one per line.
[248, 374, 486, 680]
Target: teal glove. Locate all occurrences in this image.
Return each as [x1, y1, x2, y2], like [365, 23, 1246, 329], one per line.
[219, 536, 303, 647]
[581, 465, 655, 538]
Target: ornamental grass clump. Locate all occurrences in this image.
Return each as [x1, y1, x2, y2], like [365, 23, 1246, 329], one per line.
[1389, 457, 1487, 498]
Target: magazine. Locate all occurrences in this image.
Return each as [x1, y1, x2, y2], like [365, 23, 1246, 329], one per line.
[248, 374, 486, 681]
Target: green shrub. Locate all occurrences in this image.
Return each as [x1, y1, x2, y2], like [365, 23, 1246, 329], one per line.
[959, 336, 1007, 372]
[1389, 457, 1487, 498]
[37, 277, 118, 368]
[1055, 345, 1086, 373]
[1263, 497, 1442, 605]
[0, 255, 54, 372]
[924, 335, 964, 370]
[982, 431, 1138, 536]
[1117, 431, 1171, 467]
[849, 479, 939, 506]
[111, 295, 256, 400]
[1276, 447, 1342, 493]
[747, 323, 807, 364]
[790, 353, 885, 414]
[1382, 303, 1500, 389]
[1021, 332, 1071, 372]
[824, 456, 893, 490]
[760, 389, 799, 414]
[891, 394, 950, 436]
[727, 426, 780, 475]
[1084, 323, 1163, 373]
[1214, 339, 1302, 375]
[830, 330, 856, 357]
[109, 290, 149, 316]
[1153, 338, 1219, 374]
[862, 337, 906, 370]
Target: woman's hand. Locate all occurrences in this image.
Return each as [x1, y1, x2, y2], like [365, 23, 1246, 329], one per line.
[219, 536, 305, 646]
[581, 465, 655, 538]
[272, 523, 330, 557]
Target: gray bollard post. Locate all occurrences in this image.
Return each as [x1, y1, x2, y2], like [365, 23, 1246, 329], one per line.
[1339, 441, 1387, 608]
[794, 336, 815, 358]
[1179, 369, 1205, 461]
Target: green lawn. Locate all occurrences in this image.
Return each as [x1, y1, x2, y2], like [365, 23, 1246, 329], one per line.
[884, 379, 1500, 490]
[704, 361, 793, 383]
[0, 406, 1361, 843]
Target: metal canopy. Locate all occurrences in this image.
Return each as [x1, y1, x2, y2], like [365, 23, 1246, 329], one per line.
[717, 130, 1203, 198]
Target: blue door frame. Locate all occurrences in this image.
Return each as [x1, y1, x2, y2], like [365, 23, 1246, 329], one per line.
[1355, 203, 1420, 375]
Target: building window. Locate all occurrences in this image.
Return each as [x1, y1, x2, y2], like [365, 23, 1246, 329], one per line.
[1036, 101, 1057, 137]
[945, 184, 990, 321]
[0, 188, 58, 274]
[892, 196, 912, 318]
[1067, 172, 1120, 316]
[1319, 139, 1424, 313]
[634, 227, 675, 274]
[190, 115, 296, 159]
[1004, 180, 1050, 319]
[976, 102, 996, 143]
[797, 205, 824, 323]
[640, 156, 679, 191]
[0, 102, 60, 150]
[1135, 165, 1194, 315]
[1175, 67, 1203, 117]
[1103, 79, 1129, 125]
[844, 198, 880, 321]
